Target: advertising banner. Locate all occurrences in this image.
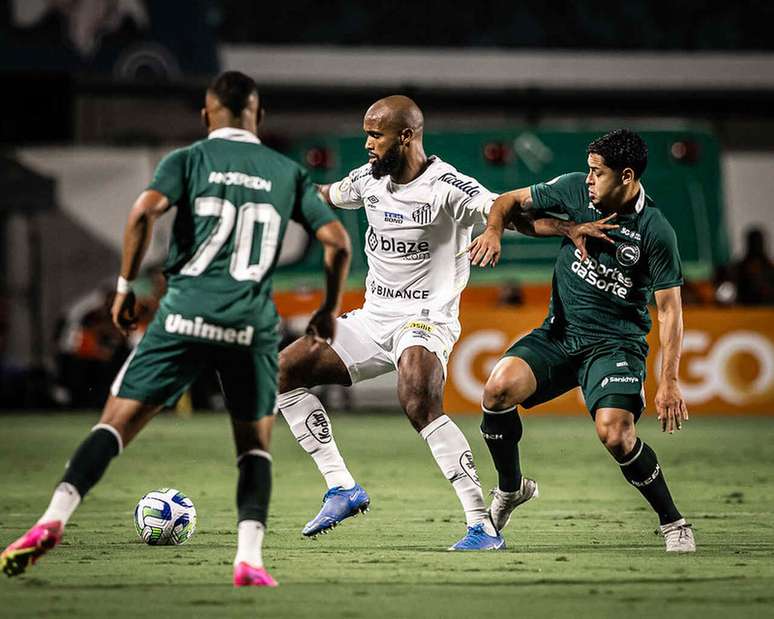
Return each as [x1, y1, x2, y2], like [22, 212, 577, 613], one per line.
[445, 308, 774, 415]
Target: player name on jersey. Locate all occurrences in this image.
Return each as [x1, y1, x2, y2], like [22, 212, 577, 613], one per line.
[208, 171, 272, 192]
[164, 313, 255, 346]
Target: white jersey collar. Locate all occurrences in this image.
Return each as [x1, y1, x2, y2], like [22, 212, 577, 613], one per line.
[388, 155, 439, 189]
[208, 127, 261, 144]
[635, 184, 645, 213]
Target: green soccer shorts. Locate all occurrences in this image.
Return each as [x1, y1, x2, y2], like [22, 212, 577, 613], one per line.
[111, 318, 277, 421]
[503, 326, 648, 419]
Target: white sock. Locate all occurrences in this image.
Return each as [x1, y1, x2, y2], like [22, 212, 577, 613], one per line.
[38, 482, 81, 526]
[420, 415, 496, 536]
[234, 520, 264, 567]
[277, 388, 356, 490]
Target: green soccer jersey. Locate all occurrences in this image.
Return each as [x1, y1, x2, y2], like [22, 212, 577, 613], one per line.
[146, 127, 336, 352]
[529, 172, 683, 342]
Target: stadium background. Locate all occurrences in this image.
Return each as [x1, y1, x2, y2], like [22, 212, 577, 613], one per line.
[1, 2, 774, 617]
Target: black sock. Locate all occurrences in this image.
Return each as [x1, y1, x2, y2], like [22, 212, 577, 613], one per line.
[61, 426, 121, 498]
[237, 451, 272, 525]
[480, 406, 523, 492]
[617, 438, 682, 525]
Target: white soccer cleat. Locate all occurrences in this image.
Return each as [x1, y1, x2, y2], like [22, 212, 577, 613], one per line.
[660, 519, 696, 553]
[488, 477, 539, 531]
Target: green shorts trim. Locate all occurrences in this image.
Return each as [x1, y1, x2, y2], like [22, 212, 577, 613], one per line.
[592, 394, 644, 420]
[503, 327, 646, 419]
[111, 318, 277, 421]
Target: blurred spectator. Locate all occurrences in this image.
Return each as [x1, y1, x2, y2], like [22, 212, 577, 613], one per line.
[714, 227, 774, 306]
[54, 285, 128, 408]
[680, 279, 706, 305]
[498, 281, 524, 306]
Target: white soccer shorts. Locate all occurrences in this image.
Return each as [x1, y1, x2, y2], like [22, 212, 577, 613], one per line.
[330, 309, 459, 384]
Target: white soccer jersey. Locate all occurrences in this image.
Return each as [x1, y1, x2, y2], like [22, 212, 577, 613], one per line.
[329, 156, 496, 325]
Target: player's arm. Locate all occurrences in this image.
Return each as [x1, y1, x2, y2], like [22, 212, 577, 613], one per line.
[468, 185, 617, 266]
[654, 286, 689, 434]
[305, 220, 352, 344]
[514, 210, 618, 262]
[112, 189, 170, 335]
[467, 187, 531, 267]
[317, 171, 366, 210]
[317, 184, 334, 206]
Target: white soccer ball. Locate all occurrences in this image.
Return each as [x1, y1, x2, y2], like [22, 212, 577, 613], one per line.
[133, 488, 197, 546]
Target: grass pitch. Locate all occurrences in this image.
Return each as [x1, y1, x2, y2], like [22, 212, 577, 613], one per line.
[1, 412, 773, 618]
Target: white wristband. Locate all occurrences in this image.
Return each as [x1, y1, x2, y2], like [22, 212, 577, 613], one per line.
[116, 276, 133, 294]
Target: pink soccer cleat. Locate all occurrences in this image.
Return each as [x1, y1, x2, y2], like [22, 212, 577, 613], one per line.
[233, 561, 278, 587]
[1, 520, 63, 577]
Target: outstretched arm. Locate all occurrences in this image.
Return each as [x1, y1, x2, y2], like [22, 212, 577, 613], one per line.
[467, 188, 532, 267]
[112, 190, 170, 335]
[654, 286, 689, 433]
[468, 187, 617, 267]
[514, 210, 618, 261]
[305, 220, 352, 344]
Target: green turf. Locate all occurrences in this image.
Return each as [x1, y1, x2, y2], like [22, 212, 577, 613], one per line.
[1, 413, 773, 618]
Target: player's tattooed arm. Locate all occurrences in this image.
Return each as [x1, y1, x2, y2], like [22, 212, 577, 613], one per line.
[516, 212, 618, 262]
[654, 286, 689, 434]
[112, 189, 170, 335]
[467, 187, 532, 267]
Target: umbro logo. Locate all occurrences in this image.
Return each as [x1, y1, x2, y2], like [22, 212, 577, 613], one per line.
[366, 195, 379, 208]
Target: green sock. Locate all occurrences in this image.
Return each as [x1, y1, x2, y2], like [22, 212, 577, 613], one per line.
[237, 450, 272, 525]
[61, 425, 122, 498]
[618, 438, 682, 525]
[481, 405, 523, 492]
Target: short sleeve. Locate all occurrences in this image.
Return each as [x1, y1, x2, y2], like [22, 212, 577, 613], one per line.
[529, 172, 588, 218]
[293, 169, 338, 232]
[438, 170, 497, 226]
[147, 148, 188, 205]
[328, 165, 370, 210]
[646, 215, 684, 291]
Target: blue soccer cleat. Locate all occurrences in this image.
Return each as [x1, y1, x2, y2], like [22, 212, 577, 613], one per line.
[302, 484, 370, 538]
[448, 523, 506, 551]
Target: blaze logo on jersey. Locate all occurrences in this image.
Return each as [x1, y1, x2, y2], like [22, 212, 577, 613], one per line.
[411, 203, 432, 225]
[616, 242, 641, 267]
[366, 228, 430, 259]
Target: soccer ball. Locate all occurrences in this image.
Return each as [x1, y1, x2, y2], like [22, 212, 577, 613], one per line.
[133, 488, 197, 546]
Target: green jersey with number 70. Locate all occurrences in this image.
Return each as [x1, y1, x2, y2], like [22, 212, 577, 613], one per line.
[147, 128, 336, 352]
[529, 172, 683, 343]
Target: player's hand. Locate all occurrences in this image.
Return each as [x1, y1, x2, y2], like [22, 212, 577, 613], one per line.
[111, 290, 138, 337]
[305, 308, 336, 347]
[655, 380, 689, 434]
[567, 214, 618, 261]
[466, 226, 502, 268]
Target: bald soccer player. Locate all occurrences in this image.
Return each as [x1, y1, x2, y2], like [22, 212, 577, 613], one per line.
[277, 96, 512, 550]
[1, 71, 352, 586]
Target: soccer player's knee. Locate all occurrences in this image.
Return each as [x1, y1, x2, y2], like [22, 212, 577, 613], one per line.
[596, 417, 634, 455]
[482, 374, 518, 410]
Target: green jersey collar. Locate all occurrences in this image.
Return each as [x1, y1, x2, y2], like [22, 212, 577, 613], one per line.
[208, 127, 261, 144]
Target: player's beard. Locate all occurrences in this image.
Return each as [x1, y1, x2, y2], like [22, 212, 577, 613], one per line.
[370, 142, 402, 180]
